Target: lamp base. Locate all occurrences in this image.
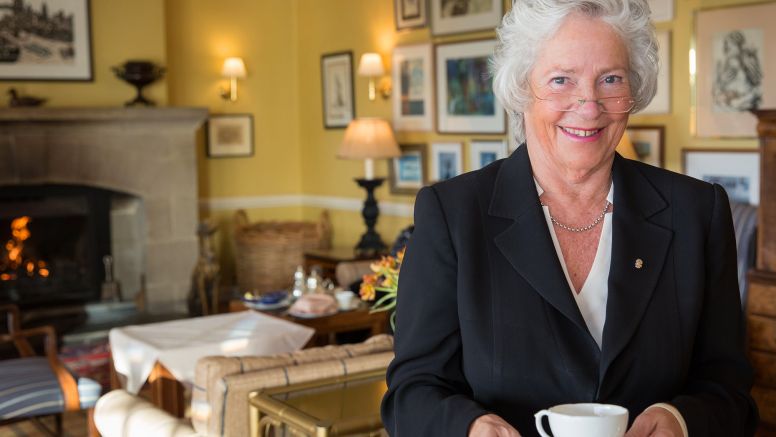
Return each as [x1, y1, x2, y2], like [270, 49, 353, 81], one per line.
[354, 178, 388, 258]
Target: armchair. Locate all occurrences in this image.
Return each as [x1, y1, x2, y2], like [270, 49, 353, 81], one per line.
[0, 304, 101, 436]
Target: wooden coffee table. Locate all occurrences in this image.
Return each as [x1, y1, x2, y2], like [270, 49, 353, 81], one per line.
[229, 300, 390, 346]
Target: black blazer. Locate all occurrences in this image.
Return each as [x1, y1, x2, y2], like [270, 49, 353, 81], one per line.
[381, 146, 758, 437]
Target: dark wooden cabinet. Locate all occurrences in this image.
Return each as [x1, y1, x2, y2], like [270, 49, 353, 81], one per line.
[750, 110, 776, 435]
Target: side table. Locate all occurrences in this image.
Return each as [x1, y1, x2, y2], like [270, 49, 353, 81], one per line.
[229, 300, 390, 346]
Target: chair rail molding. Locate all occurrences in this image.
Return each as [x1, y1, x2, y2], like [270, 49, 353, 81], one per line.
[199, 194, 414, 218]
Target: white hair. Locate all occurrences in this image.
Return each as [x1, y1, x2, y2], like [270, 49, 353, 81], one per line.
[492, 0, 659, 143]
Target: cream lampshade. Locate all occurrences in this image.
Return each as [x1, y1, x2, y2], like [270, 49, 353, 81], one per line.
[221, 57, 247, 102]
[338, 118, 399, 256]
[357, 53, 386, 101]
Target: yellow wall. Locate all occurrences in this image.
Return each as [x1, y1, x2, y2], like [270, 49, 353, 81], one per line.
[2, 0, 769, 277]
[0, 0, 168, 106]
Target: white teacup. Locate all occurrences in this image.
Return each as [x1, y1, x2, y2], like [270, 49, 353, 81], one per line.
[335, 290, 355, 310]
[534, 403, 628, 437]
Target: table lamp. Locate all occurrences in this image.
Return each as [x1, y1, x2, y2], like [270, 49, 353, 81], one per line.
[338, 118, 400, 257]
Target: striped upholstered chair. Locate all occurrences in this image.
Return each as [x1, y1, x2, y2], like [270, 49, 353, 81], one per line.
[0, 304, 101, 436]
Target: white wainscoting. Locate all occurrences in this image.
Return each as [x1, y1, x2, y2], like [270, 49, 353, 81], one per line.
[199, 194, 414, 218]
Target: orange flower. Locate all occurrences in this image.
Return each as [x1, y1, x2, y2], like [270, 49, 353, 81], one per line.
[360, 274, 377, 301]
[396, 247, 406, 264]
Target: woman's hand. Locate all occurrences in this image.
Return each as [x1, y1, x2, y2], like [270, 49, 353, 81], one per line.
[625, 407, 683, 437]
[468, 414, 522, 437]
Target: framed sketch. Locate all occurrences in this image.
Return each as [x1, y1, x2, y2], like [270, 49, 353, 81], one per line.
[430, 142, 463, 182]
[436, 39, 505, 134]
[682, 148, 760, 205]
[647, 0, 674, 22]
[641, 30, 670, 114]
[625, 125, 664, 167]
[0, 0, 93, 81]
[389, 144, 428, 195]
[395, 0, 427, 30]
[321, 51, 355, 129]
[469, 139, 507, 171]
[207, 114, 254, 158]
[430, 0, 503, 36]
[392, 44, 434, 132]
[694, 2, 776, 138]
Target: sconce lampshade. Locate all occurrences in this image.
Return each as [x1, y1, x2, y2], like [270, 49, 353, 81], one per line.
[616, 131, 638, 160]
[357, 53, 385, 77]
[221, 57, 247, 78]
[338, 118, 400, 160]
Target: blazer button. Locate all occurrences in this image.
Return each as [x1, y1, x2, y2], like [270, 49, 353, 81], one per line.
[635, 258, 644, 269]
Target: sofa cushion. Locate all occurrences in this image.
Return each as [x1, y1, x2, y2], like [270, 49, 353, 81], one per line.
[94, 389, 197, 437]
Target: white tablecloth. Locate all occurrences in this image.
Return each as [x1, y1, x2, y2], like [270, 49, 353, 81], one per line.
[109, 311, 315, 394]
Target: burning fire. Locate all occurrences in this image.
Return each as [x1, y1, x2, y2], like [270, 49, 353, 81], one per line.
[0, 216, 50, 281]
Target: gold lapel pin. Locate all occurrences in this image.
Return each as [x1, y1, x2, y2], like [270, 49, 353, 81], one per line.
[635, 258, 644, 269]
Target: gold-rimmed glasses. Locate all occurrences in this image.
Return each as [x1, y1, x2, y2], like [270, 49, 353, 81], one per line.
[530, 84, 636, 114]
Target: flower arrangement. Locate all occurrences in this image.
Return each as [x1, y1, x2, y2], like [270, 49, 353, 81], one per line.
[360, 247, 404, 329]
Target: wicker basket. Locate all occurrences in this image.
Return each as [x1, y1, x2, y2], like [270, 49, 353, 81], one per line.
[233, 210, 330, 294]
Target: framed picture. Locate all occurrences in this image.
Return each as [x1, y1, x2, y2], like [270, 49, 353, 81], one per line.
[430, 142, 463, 182]
[647, 0, 674, 22]
[321, 51, 355, 129]
[625, 125, 664, 167]
[430, 0, 503, 36]
[392, 44, 434, 132]
[389, 144, 428, 195]
[395, 0, 427, 30]
[469, 139, 507, 171]
[640, 30, 670, 114]
[0, 0, 93, 81]
[682, 148, 760, 205]
[435, 39, 505, 134]
[694, 2, 776, 138]
[207, 114, 254, 158]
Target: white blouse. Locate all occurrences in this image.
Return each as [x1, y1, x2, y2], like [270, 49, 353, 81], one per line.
[536, 182, 613, 349]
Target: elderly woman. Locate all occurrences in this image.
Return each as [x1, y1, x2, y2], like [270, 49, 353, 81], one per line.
[381, 0, 758, 436]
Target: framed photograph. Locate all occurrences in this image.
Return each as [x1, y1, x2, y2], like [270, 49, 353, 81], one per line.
[321, 51, 355, 129]
[395, 0, 427, 30]
[625, 125, 664, 167]
[694, 2, 776, 138]
[392, 44, 434, 132]
[640, 30, 670, 114]
[430, 142, 463, 182]
[0, 0, 93, 81]
[435, 39, 505, 134]
[647, 0, 674, 22]
[430, 0, 503, 36]
[389, 144, 428, 195]
[469, 139, 507, 171]
[207, 114, 254, 158]
[682, 148, 760, 205]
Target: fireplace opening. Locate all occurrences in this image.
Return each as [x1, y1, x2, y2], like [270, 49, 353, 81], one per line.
[0, 184, 113, 309]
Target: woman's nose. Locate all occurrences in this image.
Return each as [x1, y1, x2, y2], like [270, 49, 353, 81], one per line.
[574, 97, 603, 118]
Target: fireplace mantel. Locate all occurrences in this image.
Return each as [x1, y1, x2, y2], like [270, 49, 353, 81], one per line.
[1, 106, 208, 312]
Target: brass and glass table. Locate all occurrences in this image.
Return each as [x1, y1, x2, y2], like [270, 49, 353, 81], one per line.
[249, 369, 387, 437]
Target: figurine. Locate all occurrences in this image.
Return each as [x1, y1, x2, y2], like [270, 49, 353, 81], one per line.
[7, 89, 46, 107]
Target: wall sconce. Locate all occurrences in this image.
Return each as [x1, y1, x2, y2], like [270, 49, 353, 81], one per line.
[220, 57, 246, 102]
[357, 53, 391, 101]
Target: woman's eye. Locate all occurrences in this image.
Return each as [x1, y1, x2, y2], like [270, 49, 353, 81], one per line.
[551, 77, 568, 85]
[603, 75, 623, 84]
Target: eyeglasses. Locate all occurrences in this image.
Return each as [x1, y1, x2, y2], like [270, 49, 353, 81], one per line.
[533, 91, 636, 114]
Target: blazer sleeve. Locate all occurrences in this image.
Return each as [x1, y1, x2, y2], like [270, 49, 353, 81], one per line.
[671, 184, 759, 435]
[381, 186, 489, 437]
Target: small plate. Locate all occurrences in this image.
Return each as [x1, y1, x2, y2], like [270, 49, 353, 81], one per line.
[242, 297, 291, 311]
[287, 307, 338, 319]
[337, 300, 362, 312]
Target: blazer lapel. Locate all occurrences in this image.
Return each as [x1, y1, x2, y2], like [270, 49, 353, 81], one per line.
[489, 146, 588, 332]
[599, 156, 673, 383]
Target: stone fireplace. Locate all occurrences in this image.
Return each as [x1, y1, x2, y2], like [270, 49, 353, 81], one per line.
[0, 107, 208, 313]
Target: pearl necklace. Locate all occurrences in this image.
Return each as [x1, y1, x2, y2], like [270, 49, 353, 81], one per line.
[540, 200, 611, 233]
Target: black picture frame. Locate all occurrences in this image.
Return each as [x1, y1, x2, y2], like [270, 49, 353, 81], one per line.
[321, 51, 355, 129]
